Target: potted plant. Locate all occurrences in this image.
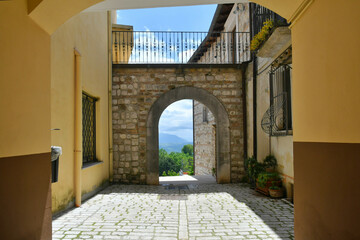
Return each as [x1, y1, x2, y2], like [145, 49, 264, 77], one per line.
[263, 155, 277, 172]
[245, 156, 265, 189]
[256, 172, 282, 196]
[269, 184, 284, 198]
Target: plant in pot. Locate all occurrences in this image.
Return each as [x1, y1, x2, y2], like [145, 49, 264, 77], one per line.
[263, 155, 277, 172]
[269, 182, 284, 198]
[245, 156, 265, 189]
[256, 172, 282, 196]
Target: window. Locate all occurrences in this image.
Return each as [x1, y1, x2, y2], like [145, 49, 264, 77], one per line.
[82, 92, 97, 164]
[203, 106, 208, 123]
[269, 64, 292, 136]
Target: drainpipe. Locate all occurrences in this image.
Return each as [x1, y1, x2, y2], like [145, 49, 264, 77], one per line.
[74, 49, 82, 207]
[192, 100, 195, 174]
[253, 54, 257, 159]
[108, 11, 114, 182]
[241, 63, 248, 159]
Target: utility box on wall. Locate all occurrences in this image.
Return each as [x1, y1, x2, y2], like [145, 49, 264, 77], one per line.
[51, 146, 62, 183]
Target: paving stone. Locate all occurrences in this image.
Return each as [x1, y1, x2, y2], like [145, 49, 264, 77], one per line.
[53, 183, 294, 239]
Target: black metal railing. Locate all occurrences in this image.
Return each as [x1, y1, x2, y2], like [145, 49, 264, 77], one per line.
[112, 31, 251, 64]
[82, 92, 97, 163]
[250, 3, 288, 38]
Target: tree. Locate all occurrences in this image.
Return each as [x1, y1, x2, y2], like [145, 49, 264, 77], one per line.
[159, 145, 195, 176]
[181, 144, 193, 156]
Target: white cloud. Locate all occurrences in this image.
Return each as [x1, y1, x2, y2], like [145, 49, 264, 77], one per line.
[159, 100, 193, 142]
[116, 11, 122, 23]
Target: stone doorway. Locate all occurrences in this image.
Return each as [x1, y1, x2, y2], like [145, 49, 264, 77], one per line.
[147, 86, 230, 185]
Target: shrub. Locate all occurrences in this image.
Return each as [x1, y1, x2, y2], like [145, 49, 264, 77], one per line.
[263, 155, 277, 169]
[250, 19, 274, 51]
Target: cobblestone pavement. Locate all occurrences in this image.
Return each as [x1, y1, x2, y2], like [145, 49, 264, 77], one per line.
[53, 183, 294, 240]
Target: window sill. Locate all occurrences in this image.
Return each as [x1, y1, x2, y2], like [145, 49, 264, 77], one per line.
[82, 161, 103, 169]
[271, 129, 293, 136]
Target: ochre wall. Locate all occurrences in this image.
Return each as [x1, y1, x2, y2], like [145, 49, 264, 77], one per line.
[289, 0, 360, 239]
[0, 0, 50, 158]
[291, 0, 360, 144]
[51, 11, 110, 213]
[0, 1, 52, 238]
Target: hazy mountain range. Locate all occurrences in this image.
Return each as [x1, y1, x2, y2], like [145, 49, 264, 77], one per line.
[159, 133, 192, 153]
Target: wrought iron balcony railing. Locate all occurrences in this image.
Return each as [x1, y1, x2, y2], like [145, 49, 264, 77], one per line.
[112, 31, 251, 64]
[250, 3, 289, 38]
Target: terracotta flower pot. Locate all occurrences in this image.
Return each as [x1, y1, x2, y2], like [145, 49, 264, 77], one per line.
[269, 188, 284, 198]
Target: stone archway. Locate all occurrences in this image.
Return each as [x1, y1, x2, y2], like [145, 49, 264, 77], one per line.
[146, 86, 230, 185]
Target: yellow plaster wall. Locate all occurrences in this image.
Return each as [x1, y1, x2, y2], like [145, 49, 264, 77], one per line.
[51, 11, 109, 213]
[29, 0, 103, 34]
[0, 0, 51, 158]
[291, 0, 360, 144]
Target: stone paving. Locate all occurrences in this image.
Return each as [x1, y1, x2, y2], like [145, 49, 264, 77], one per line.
[53, 183, 294, 240]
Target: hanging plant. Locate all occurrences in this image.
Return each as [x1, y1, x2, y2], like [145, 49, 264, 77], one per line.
[250, 19, 274, 51]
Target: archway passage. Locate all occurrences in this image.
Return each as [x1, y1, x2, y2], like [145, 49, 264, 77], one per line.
[112, 66, 244, 185]
[147, 87, 230, 185]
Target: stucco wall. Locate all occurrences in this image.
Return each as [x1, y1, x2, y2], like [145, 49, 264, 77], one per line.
[112, 67, 244, 183]
[50, 12, 110, 213]
[254, 52, 294, 198]
[0, 0, 51, 158]
[194, 101, 216, 176]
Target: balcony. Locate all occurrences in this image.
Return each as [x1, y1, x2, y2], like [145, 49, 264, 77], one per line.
[112, 31, 251, 65]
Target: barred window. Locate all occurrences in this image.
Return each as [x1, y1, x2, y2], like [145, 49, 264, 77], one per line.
[269, 64, 292, 136]
[203, 106, 208, 123]
[82, 92, 97, 164]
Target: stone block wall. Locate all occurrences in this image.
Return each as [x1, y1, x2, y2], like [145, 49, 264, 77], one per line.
[112, 66, 245, 184]
[194, 101, 216, 176]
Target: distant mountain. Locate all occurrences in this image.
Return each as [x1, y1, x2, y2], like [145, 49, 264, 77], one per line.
[159, 133, 192, 153]
[159, 133, 188, 144]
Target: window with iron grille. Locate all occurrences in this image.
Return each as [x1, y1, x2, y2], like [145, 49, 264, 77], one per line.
[269, 64, 292, 136]
[82, 92, 97, 164]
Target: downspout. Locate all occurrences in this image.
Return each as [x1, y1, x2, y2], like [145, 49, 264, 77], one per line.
[108, 11, 114, 182]
[74, 49, 82, 207]
[253, 54, 257, 159]
[249, 3, 257, 159]
[241, 63, 248, 160]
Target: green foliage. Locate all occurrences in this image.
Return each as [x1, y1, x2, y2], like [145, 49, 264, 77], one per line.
[159, 145, 194, 176]
[244, 156, 265, 181]
[257, 172, 280, 188]
[181, 144, 193, 156]
[166, 170, 179, 176]
[269, 185, 281, 190]
[250, 19, 274, 51]
[263, 155, 277, 169]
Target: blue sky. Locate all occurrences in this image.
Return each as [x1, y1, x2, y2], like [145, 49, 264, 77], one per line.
[116, 5, 217, 31]
[158, 100, 194, 142]
[117, 5, 216, 142]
